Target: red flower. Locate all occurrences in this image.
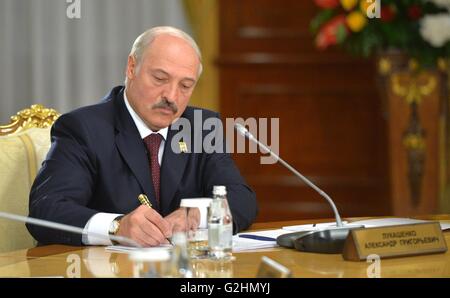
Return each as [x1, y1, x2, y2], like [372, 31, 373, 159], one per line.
[315, 15, 348, 50]
[380, 5, 396, 22]
[407, 5, 422, 20]
[314, 0, 340, 9]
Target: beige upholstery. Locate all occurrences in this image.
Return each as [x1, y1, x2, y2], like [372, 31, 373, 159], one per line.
[0, 105, 59, 253]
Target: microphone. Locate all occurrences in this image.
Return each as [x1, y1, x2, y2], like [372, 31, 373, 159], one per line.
[234, 123, 363, 254]
[0, 211, 141, 248]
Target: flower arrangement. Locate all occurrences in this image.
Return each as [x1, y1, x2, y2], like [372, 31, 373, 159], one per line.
[311, 0, 450, 67]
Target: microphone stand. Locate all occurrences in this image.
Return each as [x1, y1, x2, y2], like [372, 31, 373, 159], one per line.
[235, 124, 363, 254]
[0, 211, 141, 248]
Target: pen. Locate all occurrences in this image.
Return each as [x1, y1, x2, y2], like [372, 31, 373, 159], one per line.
[238, 234, 276, 241]
[138, 194, 152, 208]
[138, 194, 172, 245]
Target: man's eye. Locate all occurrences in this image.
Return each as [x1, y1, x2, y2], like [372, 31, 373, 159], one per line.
[181, 83, 193, 90]
[154, 76, 166, 82]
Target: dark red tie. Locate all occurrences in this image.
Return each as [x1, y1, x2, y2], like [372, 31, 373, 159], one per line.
[143, 133, 163, 207]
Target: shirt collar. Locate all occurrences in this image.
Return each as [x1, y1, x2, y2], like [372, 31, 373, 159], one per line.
[123, 89, 168, 140]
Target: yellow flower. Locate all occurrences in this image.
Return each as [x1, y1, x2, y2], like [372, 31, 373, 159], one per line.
[360, 0, 372, 14]
[346, 11, 367, 32]
[340, 0, 358, 11]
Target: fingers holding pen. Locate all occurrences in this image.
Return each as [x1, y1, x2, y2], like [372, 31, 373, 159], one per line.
[117, 205, 171, 246]
[142, 207, 172, 240]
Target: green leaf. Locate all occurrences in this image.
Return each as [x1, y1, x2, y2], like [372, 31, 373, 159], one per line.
[336, 25, 347, 44]
[310, 9, 335, 35]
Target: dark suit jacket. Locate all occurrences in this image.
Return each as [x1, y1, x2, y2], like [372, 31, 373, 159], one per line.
[27, 86, 257, 245]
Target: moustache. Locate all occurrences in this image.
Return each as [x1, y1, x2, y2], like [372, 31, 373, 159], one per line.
[152, 98, 178, 114]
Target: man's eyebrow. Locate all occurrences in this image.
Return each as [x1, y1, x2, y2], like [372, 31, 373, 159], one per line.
[181, 78, 196, 84]
[152, 68, 196, 83]
[152, 69, 169, 76]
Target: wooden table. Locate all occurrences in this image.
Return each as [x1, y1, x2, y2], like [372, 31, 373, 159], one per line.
[1, 216, 449, 278]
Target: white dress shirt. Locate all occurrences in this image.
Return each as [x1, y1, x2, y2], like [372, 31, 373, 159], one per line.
[82, 90, 168, 245]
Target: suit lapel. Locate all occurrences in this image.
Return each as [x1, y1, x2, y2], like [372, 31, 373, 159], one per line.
[113, 90, 158, 208]
[160, 125, 189, 215]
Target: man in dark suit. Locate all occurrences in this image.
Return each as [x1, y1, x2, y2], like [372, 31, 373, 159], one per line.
[27, 26, 257, 247]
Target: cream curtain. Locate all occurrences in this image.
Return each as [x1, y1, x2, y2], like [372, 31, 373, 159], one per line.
[0, 0, 192, 123]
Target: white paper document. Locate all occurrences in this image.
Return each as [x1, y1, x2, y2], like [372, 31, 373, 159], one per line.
[105, 244, 172, 254]
[107, 233, 283, 254]
[440, 221, 450, 230]
[282, 218, 450, 231]
[349, 217, 450, 231]
[282, 221, 349, 232]
[232, 229, 289, 252]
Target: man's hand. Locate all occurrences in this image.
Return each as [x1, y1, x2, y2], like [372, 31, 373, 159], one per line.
[165, 207, 201, 233]
[116, 205, 172, 247]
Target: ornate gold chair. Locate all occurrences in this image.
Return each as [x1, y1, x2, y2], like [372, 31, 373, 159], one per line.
[0, 105, 59, 253]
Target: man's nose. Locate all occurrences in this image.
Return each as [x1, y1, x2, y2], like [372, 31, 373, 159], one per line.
[163, 83, 178, 103]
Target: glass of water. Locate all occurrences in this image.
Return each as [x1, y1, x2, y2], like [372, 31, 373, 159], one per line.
[180, 198, 212, 259]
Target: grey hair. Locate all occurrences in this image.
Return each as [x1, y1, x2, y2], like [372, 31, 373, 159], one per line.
[125, 26, 203, 86]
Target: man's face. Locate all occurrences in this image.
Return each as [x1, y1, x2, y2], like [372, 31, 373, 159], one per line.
[125, 34, 200, 131]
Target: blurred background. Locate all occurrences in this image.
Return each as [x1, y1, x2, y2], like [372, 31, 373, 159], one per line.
[1, 0, 449, 223]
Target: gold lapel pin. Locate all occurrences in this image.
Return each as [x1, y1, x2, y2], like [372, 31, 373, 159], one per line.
[179, 141, 188, 153]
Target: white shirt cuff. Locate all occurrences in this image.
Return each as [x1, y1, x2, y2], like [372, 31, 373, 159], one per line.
[82, 212, 123, 245]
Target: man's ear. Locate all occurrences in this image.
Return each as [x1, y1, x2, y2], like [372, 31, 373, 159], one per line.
[126, 55, 136, 80]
